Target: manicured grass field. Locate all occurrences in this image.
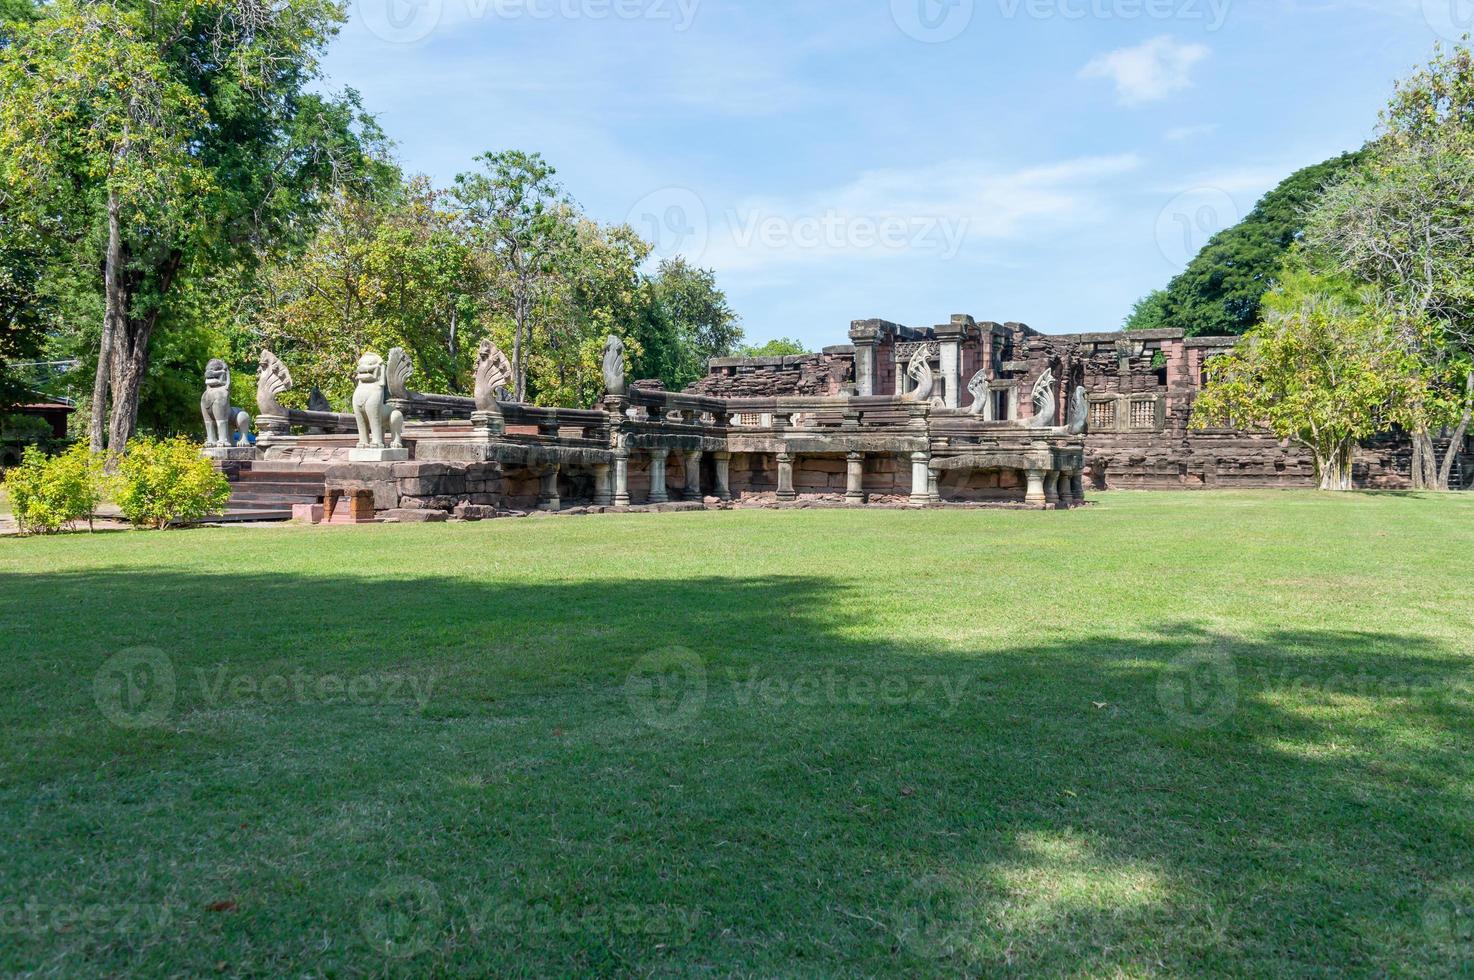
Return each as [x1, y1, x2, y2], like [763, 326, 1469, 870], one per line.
[2, 491, 1472, 975]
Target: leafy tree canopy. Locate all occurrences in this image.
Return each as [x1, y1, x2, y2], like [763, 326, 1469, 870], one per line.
[1125, 151, 1365, 336]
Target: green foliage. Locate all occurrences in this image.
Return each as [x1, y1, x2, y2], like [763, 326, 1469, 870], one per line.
[3, 442, 103, 533]
[0, 0, 390, 447]
[739, 337, 810, 358]
[1191, 289, 1417, 489]
[631, 258, 742, 390]
[257, 180, 477, 405]
[1132, 152, 1365, 336]
[1123, 289, 1169, 332]
[452, 151, 572, 402]
[112, 436, 229, 529]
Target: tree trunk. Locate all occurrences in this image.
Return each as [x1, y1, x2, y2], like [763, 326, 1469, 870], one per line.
[1317, 442, 1355, 491]
[105, 250, 182, 451]
[90, 190, 124, 453]
[1437, 369, 1474, 491]
[1409, 428, 1439, 490]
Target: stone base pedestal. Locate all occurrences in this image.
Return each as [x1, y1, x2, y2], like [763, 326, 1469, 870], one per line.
[202, 445, 260, 462]
[349, 447, 409, 463]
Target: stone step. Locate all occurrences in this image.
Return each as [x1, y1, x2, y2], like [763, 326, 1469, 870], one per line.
[213, 507, 293, 523]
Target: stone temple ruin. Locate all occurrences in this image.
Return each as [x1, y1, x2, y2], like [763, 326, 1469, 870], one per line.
[204, 313, 1473, 522]
[205, 329, 1090, 523]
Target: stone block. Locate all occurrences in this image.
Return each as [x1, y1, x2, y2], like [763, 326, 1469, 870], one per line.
[380, 509, 449, 523]
[292, 503, 324, 524]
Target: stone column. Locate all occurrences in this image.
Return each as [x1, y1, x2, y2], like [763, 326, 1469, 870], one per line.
[593, 463, 613, 506]
[1070, 469, 1085, 507]
[713, 451, 732, 501]
[1043, 470, 1060, 508]
[849, 322, 880, 396]
[776, 452, 796, 502]
[613, 453, 631, 507]
[940, 342, 960, 408]
[1025, 469, 1046, 506]
[928, 464, 941, 504]
[683, 451, 703, 500]
[538, 465, 561, 511]
[909, 452, 932, 507]
[845, 451, 864, 503]
[936, 322, 965, 409]
[647, 451, 669, 504]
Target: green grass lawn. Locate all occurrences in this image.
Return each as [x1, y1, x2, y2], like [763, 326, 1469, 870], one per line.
[2, 491, 1472, 976]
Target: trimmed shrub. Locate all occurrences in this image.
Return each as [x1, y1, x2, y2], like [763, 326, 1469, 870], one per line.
[113, 437, 231, 529]
[3, 443, 106, 534]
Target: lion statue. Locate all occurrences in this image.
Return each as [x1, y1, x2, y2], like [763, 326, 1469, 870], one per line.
[201, 359, 252, 448]
[351, 352, 406, 450]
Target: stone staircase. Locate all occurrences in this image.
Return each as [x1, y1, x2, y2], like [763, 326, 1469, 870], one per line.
[218, 463, 327, 523]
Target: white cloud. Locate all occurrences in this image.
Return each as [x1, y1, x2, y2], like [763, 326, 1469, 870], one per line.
[1164, 123, 1219, 142]
[1080, 36, 1210, 107]
[697, 154, 1143, 272]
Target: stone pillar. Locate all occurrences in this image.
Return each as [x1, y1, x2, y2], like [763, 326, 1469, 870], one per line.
[647, 451, 668, 504]
[713, 451, 732, 501]
[683, 451, 703, 500]
[593, 463, 613, 506]
[939, 342, 960, 408]
[845, 452, 864, 503]
[850, 322, 880, 396]
[909, 452, 931, 507]
[1070, 469, 1085, 507]
[613, 453, 631, 507]
[539, 465, 561, 511]
[928, 464, 941, 504]
[1025, 469, 1046, 506]
[776, 452, 796, 502]
[1043, 470, 1060, 508]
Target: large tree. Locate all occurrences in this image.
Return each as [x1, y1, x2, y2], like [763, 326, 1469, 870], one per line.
[631, 257, 743, 390]
[1192, 288, 1418, 490]
[452, 151, 571, 403]
[256, 179, 476, 404]
[1305, 44, 1474, 490]
[0, 0, 385, 451]
[1125, 152, 1365, 336]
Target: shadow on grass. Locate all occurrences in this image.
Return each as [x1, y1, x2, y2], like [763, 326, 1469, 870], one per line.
[0, 568, 1471, 975]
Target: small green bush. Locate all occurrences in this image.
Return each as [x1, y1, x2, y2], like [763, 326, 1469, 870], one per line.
[3, 443, 106, 534]
[113, 436, 230, 530]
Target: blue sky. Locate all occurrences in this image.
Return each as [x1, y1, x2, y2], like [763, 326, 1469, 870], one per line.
[323, 0, 1458, 346]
